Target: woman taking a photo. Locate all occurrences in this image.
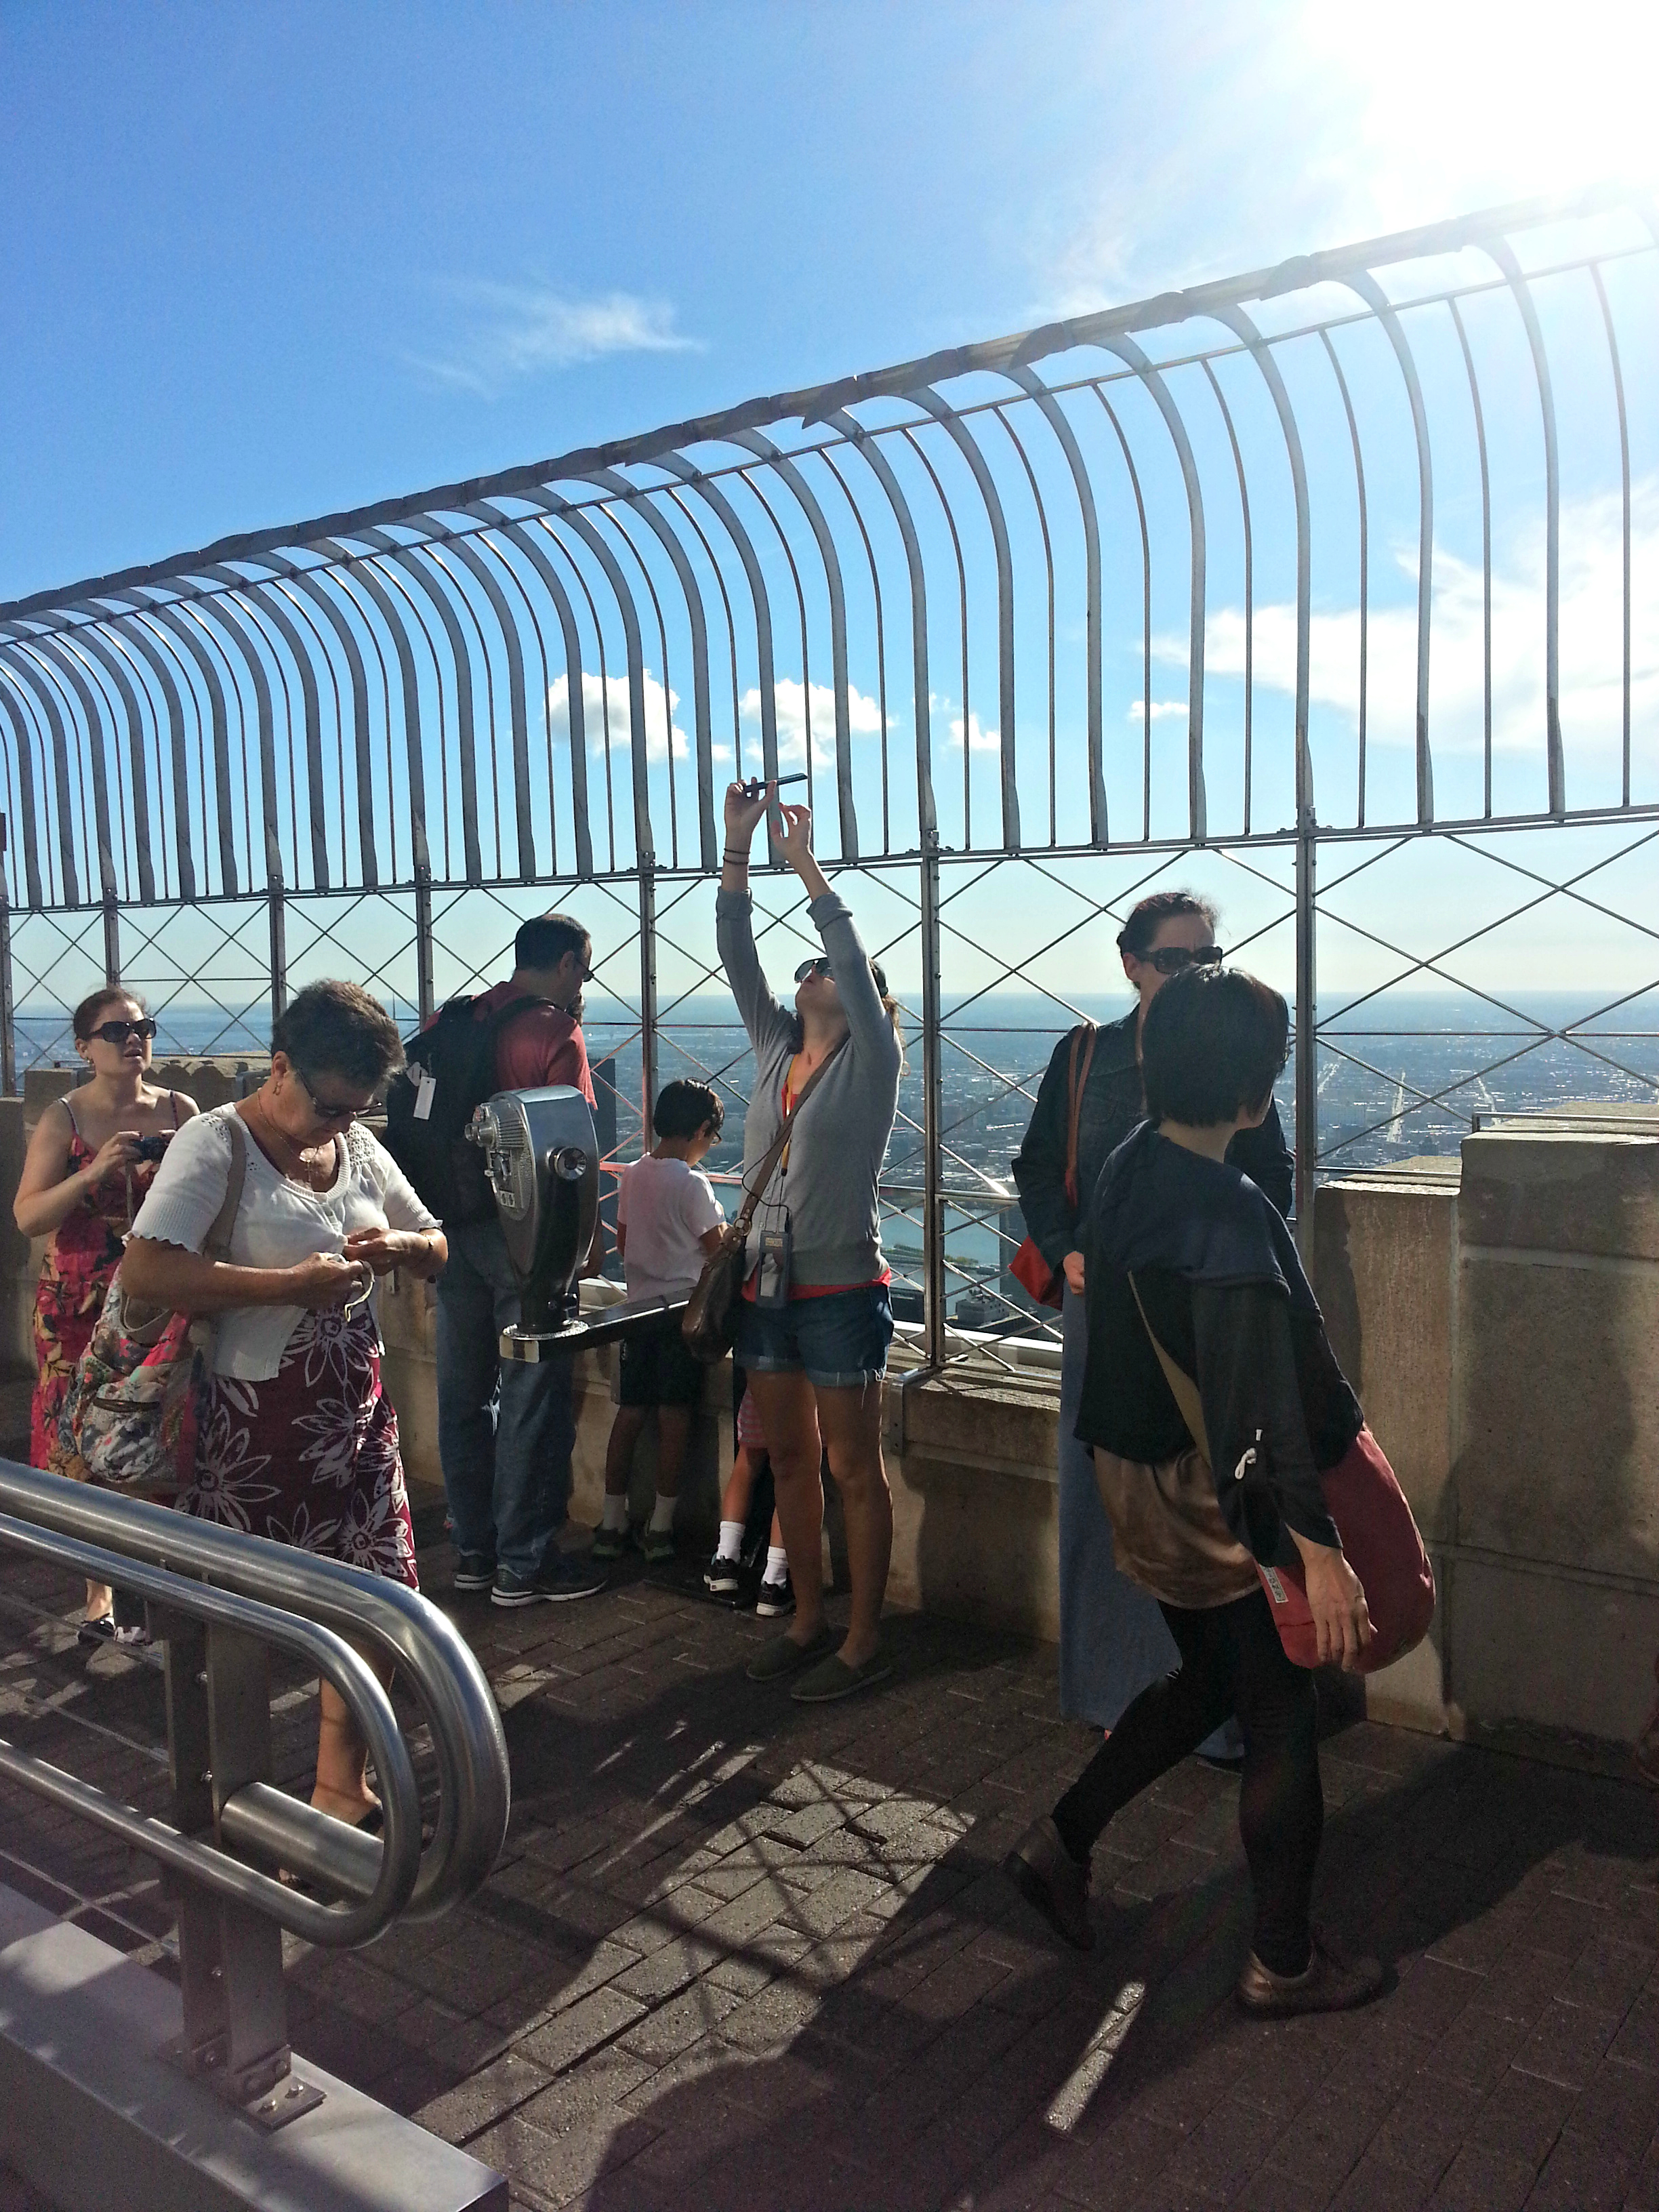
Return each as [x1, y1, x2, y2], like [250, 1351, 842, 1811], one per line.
[1012, 892, 1291, 1746]
[718, 781, 902, 1703]
[1006, 964, 1382, 2015]
[14, 988, 197, 1644]
[123, 980, 447, 1826]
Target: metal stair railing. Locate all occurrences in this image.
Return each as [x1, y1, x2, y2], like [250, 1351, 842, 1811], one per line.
[0, 1457, 510, 2128]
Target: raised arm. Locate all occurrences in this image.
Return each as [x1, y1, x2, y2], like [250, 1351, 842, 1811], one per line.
[716, 780, 800, 1062]
[773, 803, 900, 1076]
[13, 1102, 140, 1239]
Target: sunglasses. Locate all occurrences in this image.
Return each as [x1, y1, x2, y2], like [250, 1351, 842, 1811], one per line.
[89, 1018, 158, 1045]
[294, 1066, 377, 1124]
[1147, 945, 1224, 976]
[794, 958, 833, 983]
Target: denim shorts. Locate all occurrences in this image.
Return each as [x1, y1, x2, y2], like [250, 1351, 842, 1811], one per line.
[732, 1283, 894, 1391]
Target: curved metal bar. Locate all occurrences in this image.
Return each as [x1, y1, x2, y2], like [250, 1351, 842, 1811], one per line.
[1200, 359, 1254, 836]
[426, 529, 536, 882]
[357, 530, 483, 882]
[1089, 388, 1153, 840]
[907, 389, 1020, 849]
[1317, 332, 1368, 827]
[733, 464, 816, 829]
[464, 507, 594, 879]
[0, 1458, 509, 1922]
[1208, 306, 1313, 819]
[1345, 272, 1434, 823]
[314, 542, 434, 877]
[472, 529, 557, 878]
[661, 484, 746, 796]
[0, 648, 81, 905]
[1486, 239, 1563, 817]
[989, 405, 1057, 846]
[182, 588, 287, 894]
[821, 408, 936, 842]
[94, 610, 198, 900]
[533, 515, 618, 869]
[1590, 262, 1631, 808]
[729, 432, 858, 861]
[583, 470, 718, 869]
[592, 497, 681, 867]
[251, 560, 382, 889]
[211, 579, 326, 890]
[649, 453, 780, 855]
[121, 596, 241, 896]
[0, 674, 45, 907]
[815, 447, 892, 853]
[55, 627, 157, 902]
[176, 598, 262, 897]
[1002, 369, 1105, 842]
[24, 635, 124, 905]
[43, 635, 133, 905]
[1445, 300, 1494, 818]
[524, 492, 655, 864]
[899, 425, 972, 842]
[0, 1504, 419, 1947]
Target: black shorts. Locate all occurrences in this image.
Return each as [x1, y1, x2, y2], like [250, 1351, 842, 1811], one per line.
[617, 1317, 706, 1410]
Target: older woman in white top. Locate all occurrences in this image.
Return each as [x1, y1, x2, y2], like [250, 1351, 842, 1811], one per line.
[124, 980, 446, 1827]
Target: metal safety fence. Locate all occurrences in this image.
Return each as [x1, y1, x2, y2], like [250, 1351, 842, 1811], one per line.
[2, 184, 1656, 1380]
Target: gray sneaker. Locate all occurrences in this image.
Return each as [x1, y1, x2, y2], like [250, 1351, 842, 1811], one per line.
[1004, 1817, 1094, 1951]
[745, 1624, 834, 1683]
[491, 1555, 608, 1606]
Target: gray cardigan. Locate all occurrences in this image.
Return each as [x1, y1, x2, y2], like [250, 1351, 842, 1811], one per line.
[716, 886, 901, 1289]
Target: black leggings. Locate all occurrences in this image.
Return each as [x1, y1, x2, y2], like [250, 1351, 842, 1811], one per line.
[1050, 1589, 1322, 1977]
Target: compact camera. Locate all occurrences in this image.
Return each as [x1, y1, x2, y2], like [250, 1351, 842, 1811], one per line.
[132, 1134, 171, 1162]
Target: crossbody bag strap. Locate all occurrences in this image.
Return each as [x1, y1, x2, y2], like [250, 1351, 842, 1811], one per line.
[1127, 1269, 1212, 1464]
[204, 1113, 249, 1265]
[731, 1038, 847, 1240]
[1062, 1021, 1098, 1209]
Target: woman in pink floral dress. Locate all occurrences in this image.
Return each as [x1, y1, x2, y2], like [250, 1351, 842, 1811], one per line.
[124, 981, 446, 1826]
[13, 987, 197, 1641]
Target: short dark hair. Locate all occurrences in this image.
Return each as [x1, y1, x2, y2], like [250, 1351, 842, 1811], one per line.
[1141, 965, 1288, 1127]
[272, 981, 405, 1090]
[515, 912, 588, 972]
[1117, 889, 1219, 961]
[653, 1080, 723, 1141]
[74, 986, 145, 1040]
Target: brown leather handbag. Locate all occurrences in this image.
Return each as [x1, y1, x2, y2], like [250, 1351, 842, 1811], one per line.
[681, 1042, 845, 1362]
[1010, 1022, 1097, 1309]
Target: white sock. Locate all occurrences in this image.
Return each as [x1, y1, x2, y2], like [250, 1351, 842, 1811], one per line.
[601, 1494, 629, 1532]
[649, 1492, 676, 1535]
[716, 1519, 745, 1562]
[762, 1545, 790, 1586]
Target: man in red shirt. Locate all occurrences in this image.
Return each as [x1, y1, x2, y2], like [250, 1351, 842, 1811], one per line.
[436, 912, 608, 1605]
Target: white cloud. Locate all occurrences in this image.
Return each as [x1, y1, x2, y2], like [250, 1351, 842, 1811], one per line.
[1129, 700, 1188, 722]
[949, 710, 1001, 755]
[1157, 478, 1659, 767]
[548, 669, 689, 763]
[410, 283, 698, 397]
[738, 677, 884, 767]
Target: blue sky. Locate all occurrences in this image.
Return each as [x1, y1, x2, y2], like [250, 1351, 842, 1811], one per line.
[4, 1, 1658, 1041]
[5, 0, 1654, 602]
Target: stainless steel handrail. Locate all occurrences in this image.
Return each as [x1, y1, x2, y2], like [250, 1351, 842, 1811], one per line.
[0, 1459, 510, 1923]
[0, 1508, 420, 1946]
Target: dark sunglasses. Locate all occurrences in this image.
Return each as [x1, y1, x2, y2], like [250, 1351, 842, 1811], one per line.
[295, 1066, 377, 1123]
[1147, 944, 1224, 976]
[794, 957, 833, 983]
[89, 1018, 158, 1045]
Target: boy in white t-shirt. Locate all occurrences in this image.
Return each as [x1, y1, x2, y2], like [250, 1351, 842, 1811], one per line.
[594, 1082, 727, 1563]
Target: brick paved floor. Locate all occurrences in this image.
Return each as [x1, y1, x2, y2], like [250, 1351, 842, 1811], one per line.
[0, 1507, 1655, 2211]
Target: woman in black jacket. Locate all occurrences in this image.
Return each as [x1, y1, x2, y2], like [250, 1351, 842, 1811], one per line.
[1011, 892, 1291, 1737]
[1005, 964, 1382, 2017]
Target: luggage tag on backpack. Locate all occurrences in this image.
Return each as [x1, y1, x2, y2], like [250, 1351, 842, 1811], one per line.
[411, 1066, 437, 1122]
[755, 1225, 792, 1309]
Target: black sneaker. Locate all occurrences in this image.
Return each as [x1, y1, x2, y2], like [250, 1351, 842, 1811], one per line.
[704, 1551, 745, 1597]
[453, 1551, 497, 1591]
[491, 1555, 608, 1607]
[755, 1571, 795, 1619]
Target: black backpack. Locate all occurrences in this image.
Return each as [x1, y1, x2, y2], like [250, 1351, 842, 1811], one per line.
[384, 994, 554, 1226]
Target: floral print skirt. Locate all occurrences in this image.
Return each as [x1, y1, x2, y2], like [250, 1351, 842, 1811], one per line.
[183, 1306, 418, 1588]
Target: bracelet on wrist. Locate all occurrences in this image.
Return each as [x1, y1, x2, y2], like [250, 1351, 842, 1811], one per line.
[722, 848, 751, 863]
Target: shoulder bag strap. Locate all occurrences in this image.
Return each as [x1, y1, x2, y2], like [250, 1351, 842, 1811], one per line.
[1128, 1269, 1212, 1464]
[730, 1038, 847, 1241]
[204, 1114, 249, 1265]
[1062, 1021, 1098, 1209]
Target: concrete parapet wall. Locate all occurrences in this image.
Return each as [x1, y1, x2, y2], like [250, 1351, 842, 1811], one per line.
[1316, 1126, 1659, 1759]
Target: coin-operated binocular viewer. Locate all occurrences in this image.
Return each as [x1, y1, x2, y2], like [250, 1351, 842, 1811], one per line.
[466, 1088, 691, 1364]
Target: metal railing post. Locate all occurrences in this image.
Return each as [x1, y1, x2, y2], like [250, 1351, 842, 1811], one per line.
[102, 888, 121, 987]
[268, 871, 287, 1026]
[0, 819, 15, 1095]
[1294, 804, 1318, 1255]
[920, 834, 945, 1367]
[161, 1614, 227, 2073]
[638, 853, 657, 1135]
[414, 857, 436, 1025]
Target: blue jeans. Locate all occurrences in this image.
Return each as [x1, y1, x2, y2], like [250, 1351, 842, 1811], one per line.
[435, 1217, 576, 1578]
[732, 1283, 893, 1390]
